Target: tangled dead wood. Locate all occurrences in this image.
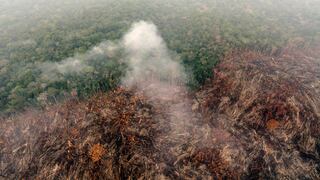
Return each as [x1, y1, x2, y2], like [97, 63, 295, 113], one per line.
[1, 87, 235, 179]
[197, 48, 320, 179]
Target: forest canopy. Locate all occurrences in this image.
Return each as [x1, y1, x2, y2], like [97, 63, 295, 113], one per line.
[0, 0, 319, 114]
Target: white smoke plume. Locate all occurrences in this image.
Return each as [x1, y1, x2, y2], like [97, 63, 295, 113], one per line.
[38, 21, 187, 92]
[38, 41, 119, 82]
[40, 58, 85, 75]
[121, 21, 186, 88]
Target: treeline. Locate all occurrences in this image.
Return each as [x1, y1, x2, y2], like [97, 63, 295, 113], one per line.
[0, 0, 319, 114]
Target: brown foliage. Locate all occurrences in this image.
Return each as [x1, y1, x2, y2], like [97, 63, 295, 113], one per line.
[89, 144, 106, 162]
[197, 48, 320, 178]
[192, 148, 236, 177]
[266, 119, 280, 131]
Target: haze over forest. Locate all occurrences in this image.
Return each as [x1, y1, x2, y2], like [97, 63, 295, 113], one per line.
[0, 0, 320, 179]
[1, 0, 319, 114]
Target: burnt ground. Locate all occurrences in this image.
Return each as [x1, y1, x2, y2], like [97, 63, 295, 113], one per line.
[197, 48, 320, 179]
[1, 47, 320, 179]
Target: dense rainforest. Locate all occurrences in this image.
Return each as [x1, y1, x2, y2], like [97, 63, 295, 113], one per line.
[1, 0, 319, 114]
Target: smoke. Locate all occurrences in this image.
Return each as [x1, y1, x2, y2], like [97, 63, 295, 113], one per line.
[39, 58, 86, 80]
[37, 41, 120, 83]
[120, 21, 189, 116]
[121, 21, 186, 88]
[38, 21, 186, 90]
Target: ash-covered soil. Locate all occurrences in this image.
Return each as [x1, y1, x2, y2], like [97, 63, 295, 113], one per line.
[1, 48, 320, 179]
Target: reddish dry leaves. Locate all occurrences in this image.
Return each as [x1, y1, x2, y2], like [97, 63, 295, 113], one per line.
[193, 148, 238, 178]
[89, 144, 106, 162]
[266, 119, 280, 130]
